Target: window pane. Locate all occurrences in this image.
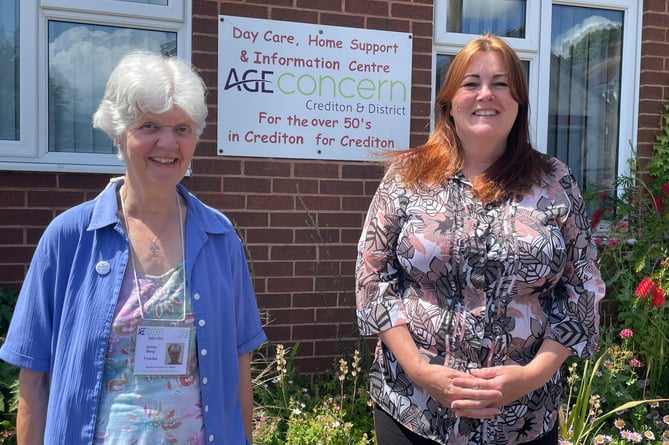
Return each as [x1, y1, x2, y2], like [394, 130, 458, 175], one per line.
[112, 0, 169, 5]
[0, 0, 19, 141]
[48, 21, 176, 153]
[445, 0, 526, 38]
[548, 6, 623, 192]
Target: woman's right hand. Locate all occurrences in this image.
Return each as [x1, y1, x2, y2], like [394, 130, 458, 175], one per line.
[379, 325, 502, 419]
[409, 361, 502, 418]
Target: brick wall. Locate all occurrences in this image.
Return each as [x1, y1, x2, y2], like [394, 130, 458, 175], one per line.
[190, 0, 435, 371]
[638, 0, 669, 165]
[1, 1, 664, 373]
[0, 0, 435, 373]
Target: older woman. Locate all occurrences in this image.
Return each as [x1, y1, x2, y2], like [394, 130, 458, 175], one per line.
[0, 51, 266, 444]
[356, 34, 604, 444]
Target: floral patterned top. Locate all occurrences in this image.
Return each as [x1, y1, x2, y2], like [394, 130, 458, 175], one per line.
[355, 157, 605, 444]
[94, 263, 204, 444]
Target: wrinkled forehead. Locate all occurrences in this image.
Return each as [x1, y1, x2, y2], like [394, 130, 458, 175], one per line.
[134, 107, 195, 126]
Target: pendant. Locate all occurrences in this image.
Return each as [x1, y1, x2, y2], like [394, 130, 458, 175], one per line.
[149, 240, 160, 254]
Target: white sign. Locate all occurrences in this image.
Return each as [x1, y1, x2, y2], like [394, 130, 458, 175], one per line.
[217, 16, 413, 161]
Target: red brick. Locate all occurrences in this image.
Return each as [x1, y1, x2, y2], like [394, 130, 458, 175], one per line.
[224, 177, 271, 193]
[367, 17, 411, 33]
[345, 0, 388, 16]
[270, 9, 318, 23]
[318, 212, 365, 228]
[268, 276, 315, 293]
[270, 307, 315, 324]
[297, 195, 341, 211]
[246, 228, 294, 244]
[0, 265, 26, 286]
[296, 0, 342, 11]
[294, 227, 340, 243]
[244, 160, 292, 177]
[256, 293, 292, 308]
[316, 307, 355, 323]
[247, 194, 294, 210]
[28, 191, 86, 208]
[294, 162, 339, 178]
[0, 209, 55, 227]
[270, 244, 316, 261]
[320, 179, 364, 195]
[197, 193, 246, 210]
[342, 163, 384, 179]
[270, 212, 310, 227]
[321, 14, 365, 28]
[226, 211, 269, 227]
[391, 3, 433, 20]
[292, 291, 339, 308]
[274, 178, 319, 194]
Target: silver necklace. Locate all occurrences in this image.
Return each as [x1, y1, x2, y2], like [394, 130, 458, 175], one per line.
[121, 187, 172, 255]
[119, 184, 187, 321]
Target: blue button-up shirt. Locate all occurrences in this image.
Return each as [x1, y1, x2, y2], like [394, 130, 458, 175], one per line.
[0, 178, 267, 444]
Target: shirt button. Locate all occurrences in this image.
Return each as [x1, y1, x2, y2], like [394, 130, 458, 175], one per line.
[201, 348, 208, 356]
[208, 433, 214, 442]
[199, 319, 206, 327]
[193, 293, 201, 300]
[204, 404, 209, 412]
[202, 377, 208, 385]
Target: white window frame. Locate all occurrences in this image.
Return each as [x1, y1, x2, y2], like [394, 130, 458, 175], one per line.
[0, 0, 191, 174]
[42, 0, 185, 22]
[433, 0, 642, 181]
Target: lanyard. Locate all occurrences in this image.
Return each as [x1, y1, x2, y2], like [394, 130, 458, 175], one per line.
[119, 184, 187, 321]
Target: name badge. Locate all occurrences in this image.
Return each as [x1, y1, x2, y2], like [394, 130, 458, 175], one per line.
[134, 325, 190, 376]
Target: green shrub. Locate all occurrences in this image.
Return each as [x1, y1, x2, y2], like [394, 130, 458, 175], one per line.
[0, 288, 19, 445]
[252, 343, 374, 445]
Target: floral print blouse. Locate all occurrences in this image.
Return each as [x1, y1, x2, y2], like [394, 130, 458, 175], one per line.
[355, 157, 605, 444]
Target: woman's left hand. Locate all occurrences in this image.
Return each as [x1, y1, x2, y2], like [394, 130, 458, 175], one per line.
[451, 340, 571, 415]
[464, 365, 532, 406]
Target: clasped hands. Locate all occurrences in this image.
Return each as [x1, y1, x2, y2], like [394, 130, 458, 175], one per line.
[409, 362, 533, 419]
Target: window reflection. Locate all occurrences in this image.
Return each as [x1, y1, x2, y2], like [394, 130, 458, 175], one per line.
[48, 21, 176, 153]
[112, 0, 169, 5]
[548, 6, 623, 193]
[0, 0, 19, 141]
[446, 0, 526, 38]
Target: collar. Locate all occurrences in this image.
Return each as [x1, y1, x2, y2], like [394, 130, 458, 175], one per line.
[87, 177, 230, 236]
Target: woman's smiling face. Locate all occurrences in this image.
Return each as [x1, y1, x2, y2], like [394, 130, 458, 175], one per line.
[449, 50, 519, 161]
[120, 106, 197, 191]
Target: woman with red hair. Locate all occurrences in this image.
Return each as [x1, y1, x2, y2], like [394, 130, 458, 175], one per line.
[356, 34, 604, 445]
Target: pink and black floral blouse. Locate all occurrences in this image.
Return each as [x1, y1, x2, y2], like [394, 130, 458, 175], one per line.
[355, 157, 605, 444]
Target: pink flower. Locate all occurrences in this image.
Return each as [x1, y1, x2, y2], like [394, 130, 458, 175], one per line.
[619, 328, 633, 339]
[606, 239, 619, 248]
[635, 277, 655, 298]
[594, 237, 603, 245]
[652, 286, 666, 308]
[617, 221, 628, 230]
[629, 358, 642, 368]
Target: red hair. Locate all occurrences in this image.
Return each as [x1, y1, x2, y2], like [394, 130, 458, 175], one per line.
[389, 34, 553, 203]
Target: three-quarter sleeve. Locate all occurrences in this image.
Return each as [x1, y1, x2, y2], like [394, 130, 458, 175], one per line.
[355, 172, 411, 336]
[545, 168, 606, 358]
